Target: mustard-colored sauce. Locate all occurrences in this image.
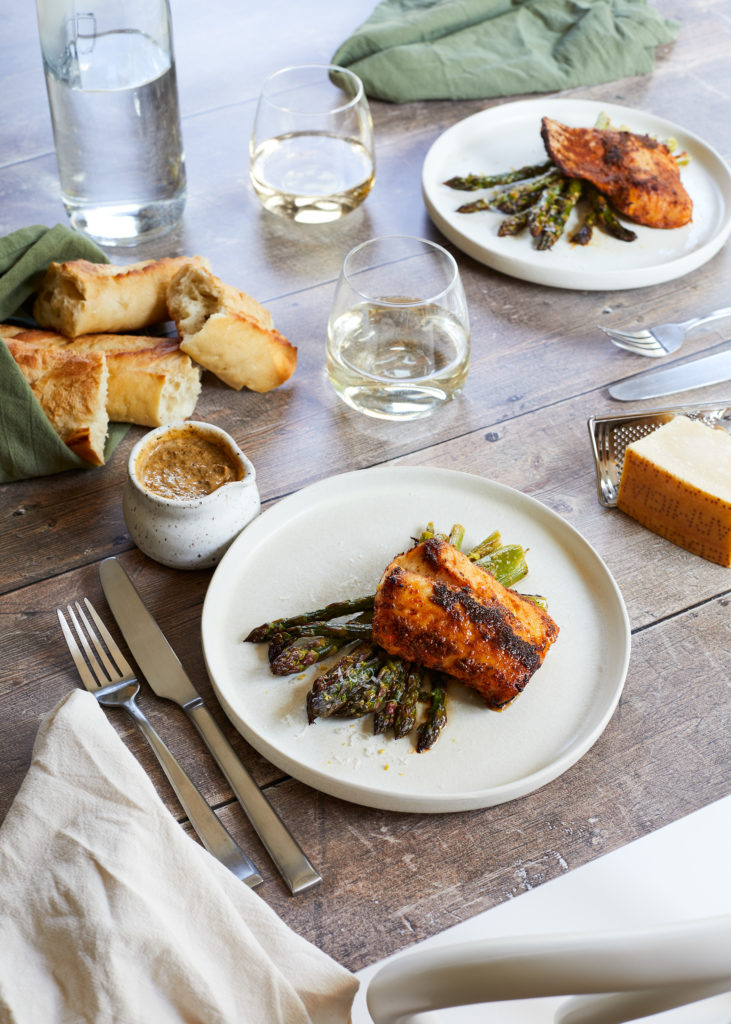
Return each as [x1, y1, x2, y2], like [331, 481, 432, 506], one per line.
[137, 427, 243, 500]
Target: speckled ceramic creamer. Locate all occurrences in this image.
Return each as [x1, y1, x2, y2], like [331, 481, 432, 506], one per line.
[123, 421, 260, 569]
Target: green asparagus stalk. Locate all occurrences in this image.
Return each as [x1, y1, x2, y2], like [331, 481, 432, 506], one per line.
[519, 593, 548, 609]
[456, 197, 492, 214]
[373, 660, 408, 733]
[282, 621, 373, 641]
[416, 674, 448, 752]
[444, 161, 554, 191]
[458, 171, 561, 216]
[536, 178, 583, 251]
[268, 631, 294, 665]
[476, 543, 529, 588]
[307, 644, 378, 722]
[467, 530, 501, 560]
[527, 176, 566, 237]
[497, 207, 536, 236]
[333, 657, 395, 719]
[569, 202, 597, 245]
[490, 170, 562, 214]
[419, 522, 436, 541]
[245, 594, 374, 642]
[448, 523, 465, 549]
[592, 190, 637, 242]
[270, 635, 349, 675]
[393, 664, 424, 739]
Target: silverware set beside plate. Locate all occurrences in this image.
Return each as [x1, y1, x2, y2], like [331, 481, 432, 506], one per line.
[57, 557, 322, 896]
[599, 306, 731, 358]
[601, 306, 731, 401]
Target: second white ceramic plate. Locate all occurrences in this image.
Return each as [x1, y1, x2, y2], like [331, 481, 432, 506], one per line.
[421, 98, 731, 290]
[202, 467, 631, 812]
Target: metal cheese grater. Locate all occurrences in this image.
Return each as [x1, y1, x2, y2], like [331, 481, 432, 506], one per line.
[588, 402, 731, 507]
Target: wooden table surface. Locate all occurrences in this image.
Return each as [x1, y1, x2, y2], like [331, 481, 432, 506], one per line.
[2, 0, 730, 980]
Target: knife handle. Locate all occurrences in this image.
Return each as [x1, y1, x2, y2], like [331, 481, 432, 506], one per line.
[124, 701, 263, 888]
[185, 701, 322, 895]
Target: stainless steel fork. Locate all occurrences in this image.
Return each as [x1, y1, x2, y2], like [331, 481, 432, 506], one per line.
[597, 306, 731, 358]
[58, 599, 263, 887]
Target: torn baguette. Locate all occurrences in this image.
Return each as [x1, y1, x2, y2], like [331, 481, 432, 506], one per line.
[0, 325, 201, 428]
[33, 255, 210, 337]
[166, 263, 297, 392]
[4, 337, 109, 465]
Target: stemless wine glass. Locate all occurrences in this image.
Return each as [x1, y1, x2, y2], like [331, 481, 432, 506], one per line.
[249, 63, 375, 224]
[327, 235, 471, 421]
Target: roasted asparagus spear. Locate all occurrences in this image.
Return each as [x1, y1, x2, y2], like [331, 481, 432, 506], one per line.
[592, 189, 638, 242]
[270, 635, 349, 675]
[416, 674, 448, 752]
[373, 659, 408, 734]
[536, 178, 583, 251]
[457, 169, 561, 215]
[306, 643, 379, 722]
[245, 594, 374, 642]
[444, 160, 554, 191]
[393, 663, 424, 739]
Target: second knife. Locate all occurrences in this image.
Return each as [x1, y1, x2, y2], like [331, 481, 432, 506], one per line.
[99, 556, 322, 895]
[609, 347, 731, 401]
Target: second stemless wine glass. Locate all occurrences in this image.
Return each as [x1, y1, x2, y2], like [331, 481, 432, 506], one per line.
[327, 235, 471, 421]
[249, 63, 375, 224]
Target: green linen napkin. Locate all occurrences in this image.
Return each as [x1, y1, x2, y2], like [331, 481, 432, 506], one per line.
[0, 224, 129, 484]
[332, 0, 680, 102]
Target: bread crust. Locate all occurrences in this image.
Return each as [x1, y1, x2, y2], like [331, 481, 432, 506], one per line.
[4, 337, 109, 465]
[0, 325, 201, 427]
[166, 263, 297, 392]
[33, 256, 210, 337]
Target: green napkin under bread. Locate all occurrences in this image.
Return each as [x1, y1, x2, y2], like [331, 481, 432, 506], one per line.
[0, 224, 129, 484]
[332, 0, 680, 102]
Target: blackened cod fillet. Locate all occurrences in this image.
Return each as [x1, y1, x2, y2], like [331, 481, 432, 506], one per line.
[541, 116, 692, 229]
[372, 537, 559, 708]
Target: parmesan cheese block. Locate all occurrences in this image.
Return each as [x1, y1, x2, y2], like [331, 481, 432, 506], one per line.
[616, 415, 731, 566]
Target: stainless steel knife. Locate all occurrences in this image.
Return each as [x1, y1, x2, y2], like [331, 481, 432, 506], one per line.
[609, 348, 731, 401]
[99, 556, 322, 895]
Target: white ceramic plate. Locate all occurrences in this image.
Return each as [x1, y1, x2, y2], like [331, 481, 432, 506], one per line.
[421, 98, 731, 291]
[202, 467, 631, 812]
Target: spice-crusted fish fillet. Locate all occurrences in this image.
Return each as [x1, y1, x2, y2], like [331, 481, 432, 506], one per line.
[541, 116, 692, 229]
[372, 537, 559, 708]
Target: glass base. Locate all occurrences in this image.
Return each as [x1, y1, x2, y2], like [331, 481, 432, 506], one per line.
[331, 381, 461, 421]
[253, 189, 368, 225]
[64, 193, 186, 247]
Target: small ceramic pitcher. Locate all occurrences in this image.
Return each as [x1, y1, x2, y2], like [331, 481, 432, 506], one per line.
[123, 421, 260, 569]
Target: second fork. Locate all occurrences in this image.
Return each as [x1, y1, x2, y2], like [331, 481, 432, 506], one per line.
[598, 306, 731, 358]
[58, 600, 263, 888]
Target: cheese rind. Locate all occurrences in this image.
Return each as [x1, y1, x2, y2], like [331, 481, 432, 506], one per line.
[616, 415, 731, 567]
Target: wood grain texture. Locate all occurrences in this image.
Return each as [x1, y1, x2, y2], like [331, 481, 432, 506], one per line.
[1, 0, 730, 981]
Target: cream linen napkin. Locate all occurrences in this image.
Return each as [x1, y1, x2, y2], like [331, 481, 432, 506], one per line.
[0, 690, 358, 1024]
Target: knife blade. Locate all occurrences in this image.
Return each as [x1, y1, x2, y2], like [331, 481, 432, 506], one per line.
[609, 348, 731, 401]
[99, 557, 322, 895]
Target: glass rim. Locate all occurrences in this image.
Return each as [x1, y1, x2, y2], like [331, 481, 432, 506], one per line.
[341, 234, 461, 307]
[259, 63, 365, 115]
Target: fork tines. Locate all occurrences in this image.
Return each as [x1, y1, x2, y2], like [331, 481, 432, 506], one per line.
[57, 600, 133, 690]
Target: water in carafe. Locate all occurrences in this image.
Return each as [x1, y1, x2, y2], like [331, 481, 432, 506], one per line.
[40, 8, 186, 245]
